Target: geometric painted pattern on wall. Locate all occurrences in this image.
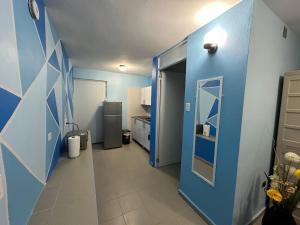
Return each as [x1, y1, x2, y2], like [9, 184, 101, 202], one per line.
[2, 65, 47, 182]
[49, 50, 60, 72]
[12, 0, 46, 96]
[47, 134, 61, 181]
[0, 0, 74, 224]
[45, 11, 56, 59]
[199, 79, 221, 136]
[0, 145, 9, 225]
[1, 144, 43, 225]
[47, 64, 60, 95]
[47, 89, 60, 126]
[62, 45, 70, 72]
[46, 105, 60, 178]
[34, 0, 46, 54]
[0, 88, 21, 132]
[0, 0, 22, 96]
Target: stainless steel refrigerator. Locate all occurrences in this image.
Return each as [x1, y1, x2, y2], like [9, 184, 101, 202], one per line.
[103, 101, 122, 149]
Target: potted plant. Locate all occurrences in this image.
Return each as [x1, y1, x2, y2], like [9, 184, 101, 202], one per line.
[263, 151, 300, 225]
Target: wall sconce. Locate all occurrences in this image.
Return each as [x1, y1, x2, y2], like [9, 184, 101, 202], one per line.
[203, 43, 218, 54]
[203, 27, 227, 54]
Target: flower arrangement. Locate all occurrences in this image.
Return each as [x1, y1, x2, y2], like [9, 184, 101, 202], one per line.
[264, 151, 300, 213]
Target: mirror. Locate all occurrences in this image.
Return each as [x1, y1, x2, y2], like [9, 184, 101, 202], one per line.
[192, 77, 223, 185]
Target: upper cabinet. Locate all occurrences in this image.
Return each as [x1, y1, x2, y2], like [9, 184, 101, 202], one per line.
[141, 86, 151, 106]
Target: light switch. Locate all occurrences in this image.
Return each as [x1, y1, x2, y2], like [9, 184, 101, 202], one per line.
[185, 102, 191, 112]
[48, 132, 52, 142]
[0, 174, 3, 199]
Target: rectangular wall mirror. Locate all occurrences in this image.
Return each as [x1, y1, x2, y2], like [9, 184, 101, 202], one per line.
[192, 77, 223, 185]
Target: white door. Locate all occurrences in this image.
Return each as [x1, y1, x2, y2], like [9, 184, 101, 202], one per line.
[157, 71, 185, 167]
[73, 79, 106, 143]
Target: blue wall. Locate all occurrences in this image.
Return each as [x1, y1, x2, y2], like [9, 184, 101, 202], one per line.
[150, 58, 159, 166]
[178, 1, 253, 225]
[73, 68, 150, 129]
[0, 0, 73, 224]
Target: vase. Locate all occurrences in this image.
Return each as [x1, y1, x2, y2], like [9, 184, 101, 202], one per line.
[262, 206, 296, 225]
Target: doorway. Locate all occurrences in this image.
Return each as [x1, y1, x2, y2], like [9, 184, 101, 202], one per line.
[156, 60, 186, 167]
[73, 79, 107, 143]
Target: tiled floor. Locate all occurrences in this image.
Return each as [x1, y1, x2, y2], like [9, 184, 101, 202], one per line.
[93, 142, 208, 225]
[29, 137, 98, 225]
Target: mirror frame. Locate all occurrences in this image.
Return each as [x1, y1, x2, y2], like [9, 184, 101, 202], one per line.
[192, 76, 223, 186]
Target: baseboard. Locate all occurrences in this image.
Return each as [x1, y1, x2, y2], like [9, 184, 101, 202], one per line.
[247, 207, 265, 225]
[178, 189, 216, 225]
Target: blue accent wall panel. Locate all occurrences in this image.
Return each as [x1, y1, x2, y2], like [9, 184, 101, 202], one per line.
[150, 57, 158, 166]
[179, 1, 253, 225]
[13, 0, 45, 95]
[1, 144, 43, 225]
[0, 88, 21, 132]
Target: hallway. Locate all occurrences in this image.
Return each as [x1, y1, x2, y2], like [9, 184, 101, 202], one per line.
[93, 142, 208, 225]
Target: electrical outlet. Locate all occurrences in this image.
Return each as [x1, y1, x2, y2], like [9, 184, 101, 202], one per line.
[185, 102, 191, 112]
[0, 174, 3, 199]
[48, 132, 52, 142]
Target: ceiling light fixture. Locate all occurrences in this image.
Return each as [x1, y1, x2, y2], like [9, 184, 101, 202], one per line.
[118, 64, 127, 72]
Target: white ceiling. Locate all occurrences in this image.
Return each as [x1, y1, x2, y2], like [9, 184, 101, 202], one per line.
[44, 0, 240, 76]
[264, 0, 300, 38]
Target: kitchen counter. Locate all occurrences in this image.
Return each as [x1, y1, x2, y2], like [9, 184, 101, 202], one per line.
[132, 116, 151, 124]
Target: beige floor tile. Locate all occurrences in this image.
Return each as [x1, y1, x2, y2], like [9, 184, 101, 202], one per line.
[176, 208, 208, 225]
[98, 199, 123, 223]
[34, 187, 59, 212]
[124, 209, 158, 225]
[50, 197, 98, 225]
[119, 192, 144, 213]
[100, 216, 126, 225]
[28, 209, 52, 225]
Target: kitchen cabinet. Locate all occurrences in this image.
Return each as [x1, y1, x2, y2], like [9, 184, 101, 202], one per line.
[132, 118, 150, 151]
[140, 86, 151, 106]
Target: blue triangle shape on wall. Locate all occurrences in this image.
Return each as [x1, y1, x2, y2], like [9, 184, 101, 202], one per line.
[1, 144, 43, 225]
[47, 89, 59, 125]
[0, 88, 21, 132]
[202, 80, 220, 88]
[46, 105, 60, 177]
[48, 50, 60, 71]
[12, 0, 45, 95]
[34, 0, 46, 54]
[47, 64, 60, 95]
[62, 44, 69, 71]
[208, 99, 219, 119]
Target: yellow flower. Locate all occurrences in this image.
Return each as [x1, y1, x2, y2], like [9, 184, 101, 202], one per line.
[267, 189, 283, 203]
[294, 169, 300, 179]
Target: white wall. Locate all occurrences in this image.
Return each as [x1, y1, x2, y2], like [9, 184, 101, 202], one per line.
[233, 0, 300, 224]
[127, 88, 148, 131]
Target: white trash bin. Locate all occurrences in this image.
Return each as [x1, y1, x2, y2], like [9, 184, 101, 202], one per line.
[68, 136, 80, 158]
